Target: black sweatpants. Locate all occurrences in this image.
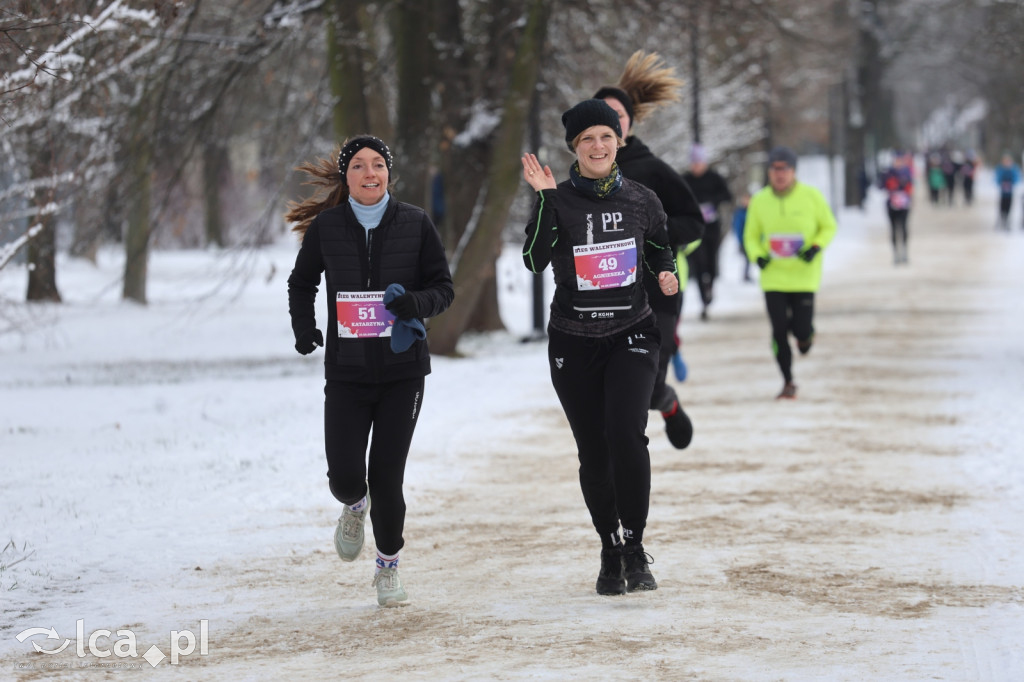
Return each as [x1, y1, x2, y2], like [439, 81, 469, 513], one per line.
[324, 376, 424, 556]
[547, 320, 660, 546]
[764, 291, 814, 384]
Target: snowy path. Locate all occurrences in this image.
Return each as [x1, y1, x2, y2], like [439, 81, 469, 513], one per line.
[1, 177, 1023, 680]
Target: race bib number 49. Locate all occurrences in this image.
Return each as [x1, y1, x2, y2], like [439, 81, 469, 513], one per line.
[574, 238, 637, 290]
[336, 292, 395, 338]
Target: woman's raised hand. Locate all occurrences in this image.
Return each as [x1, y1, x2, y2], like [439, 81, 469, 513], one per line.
[522, 153, 556, 191]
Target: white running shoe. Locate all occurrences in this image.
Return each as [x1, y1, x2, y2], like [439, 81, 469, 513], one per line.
[372, 567, 409, 607]
[334, 493, 370, 562]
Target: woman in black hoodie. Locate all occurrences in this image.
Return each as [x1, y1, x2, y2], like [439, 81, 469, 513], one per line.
[594, 51, 705, 450]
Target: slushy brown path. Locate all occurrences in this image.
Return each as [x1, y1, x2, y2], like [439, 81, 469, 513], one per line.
[7, 185, 1023, 681]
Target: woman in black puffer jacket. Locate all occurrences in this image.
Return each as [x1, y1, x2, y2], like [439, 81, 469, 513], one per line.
[286, 135, 454, 607]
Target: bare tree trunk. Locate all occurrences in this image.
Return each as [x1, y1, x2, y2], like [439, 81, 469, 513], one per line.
[123, 109, 153, 304]
[326, 0, 385, 141]
[25, 136, 61, 303]
[465, 276, 504, 331]
[69, 184, 119, 263]
[843, 1, 878, 209]
[438, 143, 490, 259]
[858, 0, 885, 180]
[391, 0, 434, 208]
[428, 0, 550, 355]
[203, 142, 228, 247]
[689, 1, 702, 143]
[843, 66, 865, 208]
[430, 0, 473, 253]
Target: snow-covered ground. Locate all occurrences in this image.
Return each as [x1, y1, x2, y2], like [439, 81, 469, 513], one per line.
[1, 159, 1022, 680]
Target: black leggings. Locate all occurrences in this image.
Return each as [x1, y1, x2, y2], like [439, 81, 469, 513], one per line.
[547, 320, 660, 545]
[687, 221, 723, 306]
[764, 291, 814, 384]
[324, 376, 424, 555]
[649, 305, 680, 413]
[999, 193, 1012, 228]
[887, 207, 908, 252]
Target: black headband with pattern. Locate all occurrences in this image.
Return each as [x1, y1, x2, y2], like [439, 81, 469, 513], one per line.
[338, 136, 393, 180]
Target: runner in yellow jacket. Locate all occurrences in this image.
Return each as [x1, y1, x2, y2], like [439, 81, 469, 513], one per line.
[744, 147, 837, 400]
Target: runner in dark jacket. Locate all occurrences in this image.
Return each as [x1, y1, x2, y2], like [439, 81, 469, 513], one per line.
[877, 151, 913, 264]
[682, 144, 733, 320]
[995, 153, 1021, 230]
[286, 135, 454, 607]
[593, 50, 704, 451]
[522, 99, 678, 596]
[961, 151, 978, 206]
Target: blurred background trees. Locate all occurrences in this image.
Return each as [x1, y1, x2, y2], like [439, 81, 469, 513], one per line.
[2, 0, 1021, 349]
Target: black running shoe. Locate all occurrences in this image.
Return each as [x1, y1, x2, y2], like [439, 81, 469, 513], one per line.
[776, 382, 797, 400]
[622, 545, 657, 592]
[662, 401, 693, 450]
[596, 546, 625, 595]
[797, 333, 814, 355]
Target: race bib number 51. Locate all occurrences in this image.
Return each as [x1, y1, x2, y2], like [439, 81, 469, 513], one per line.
[336, 292, 395, 338]
[574, 238, 637, 290]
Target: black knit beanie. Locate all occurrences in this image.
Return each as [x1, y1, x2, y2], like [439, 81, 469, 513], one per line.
[561, 99, 622, 152]
[593, 86, 634, 127]
[338, 135, 393, 181]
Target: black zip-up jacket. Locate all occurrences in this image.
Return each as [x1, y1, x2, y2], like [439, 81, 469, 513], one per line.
[617, 137, 705, 314]
[682, 167, 733, 227]
[523, 176, 675, 338]
[288, 198, 454, 383]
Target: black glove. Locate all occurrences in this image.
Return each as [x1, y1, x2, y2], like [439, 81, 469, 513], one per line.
[799, 245, 821, 263]
[294, 328, 323, 355]
[756, 256, 771, 270]
[385, 292, 419, 320]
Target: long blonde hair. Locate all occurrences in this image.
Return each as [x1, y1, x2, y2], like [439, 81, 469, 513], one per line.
[616, 50, 684, 124]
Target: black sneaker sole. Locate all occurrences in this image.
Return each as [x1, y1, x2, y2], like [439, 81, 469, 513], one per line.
[626, 577, 658, 592]
[596, 578, 626, 595]
[664, 409, 693, 449]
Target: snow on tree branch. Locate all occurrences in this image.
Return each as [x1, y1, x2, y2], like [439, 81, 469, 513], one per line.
[454, 102, 502, 147]
[0, 2, 159, 97]
[0, 222, 45, 271]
